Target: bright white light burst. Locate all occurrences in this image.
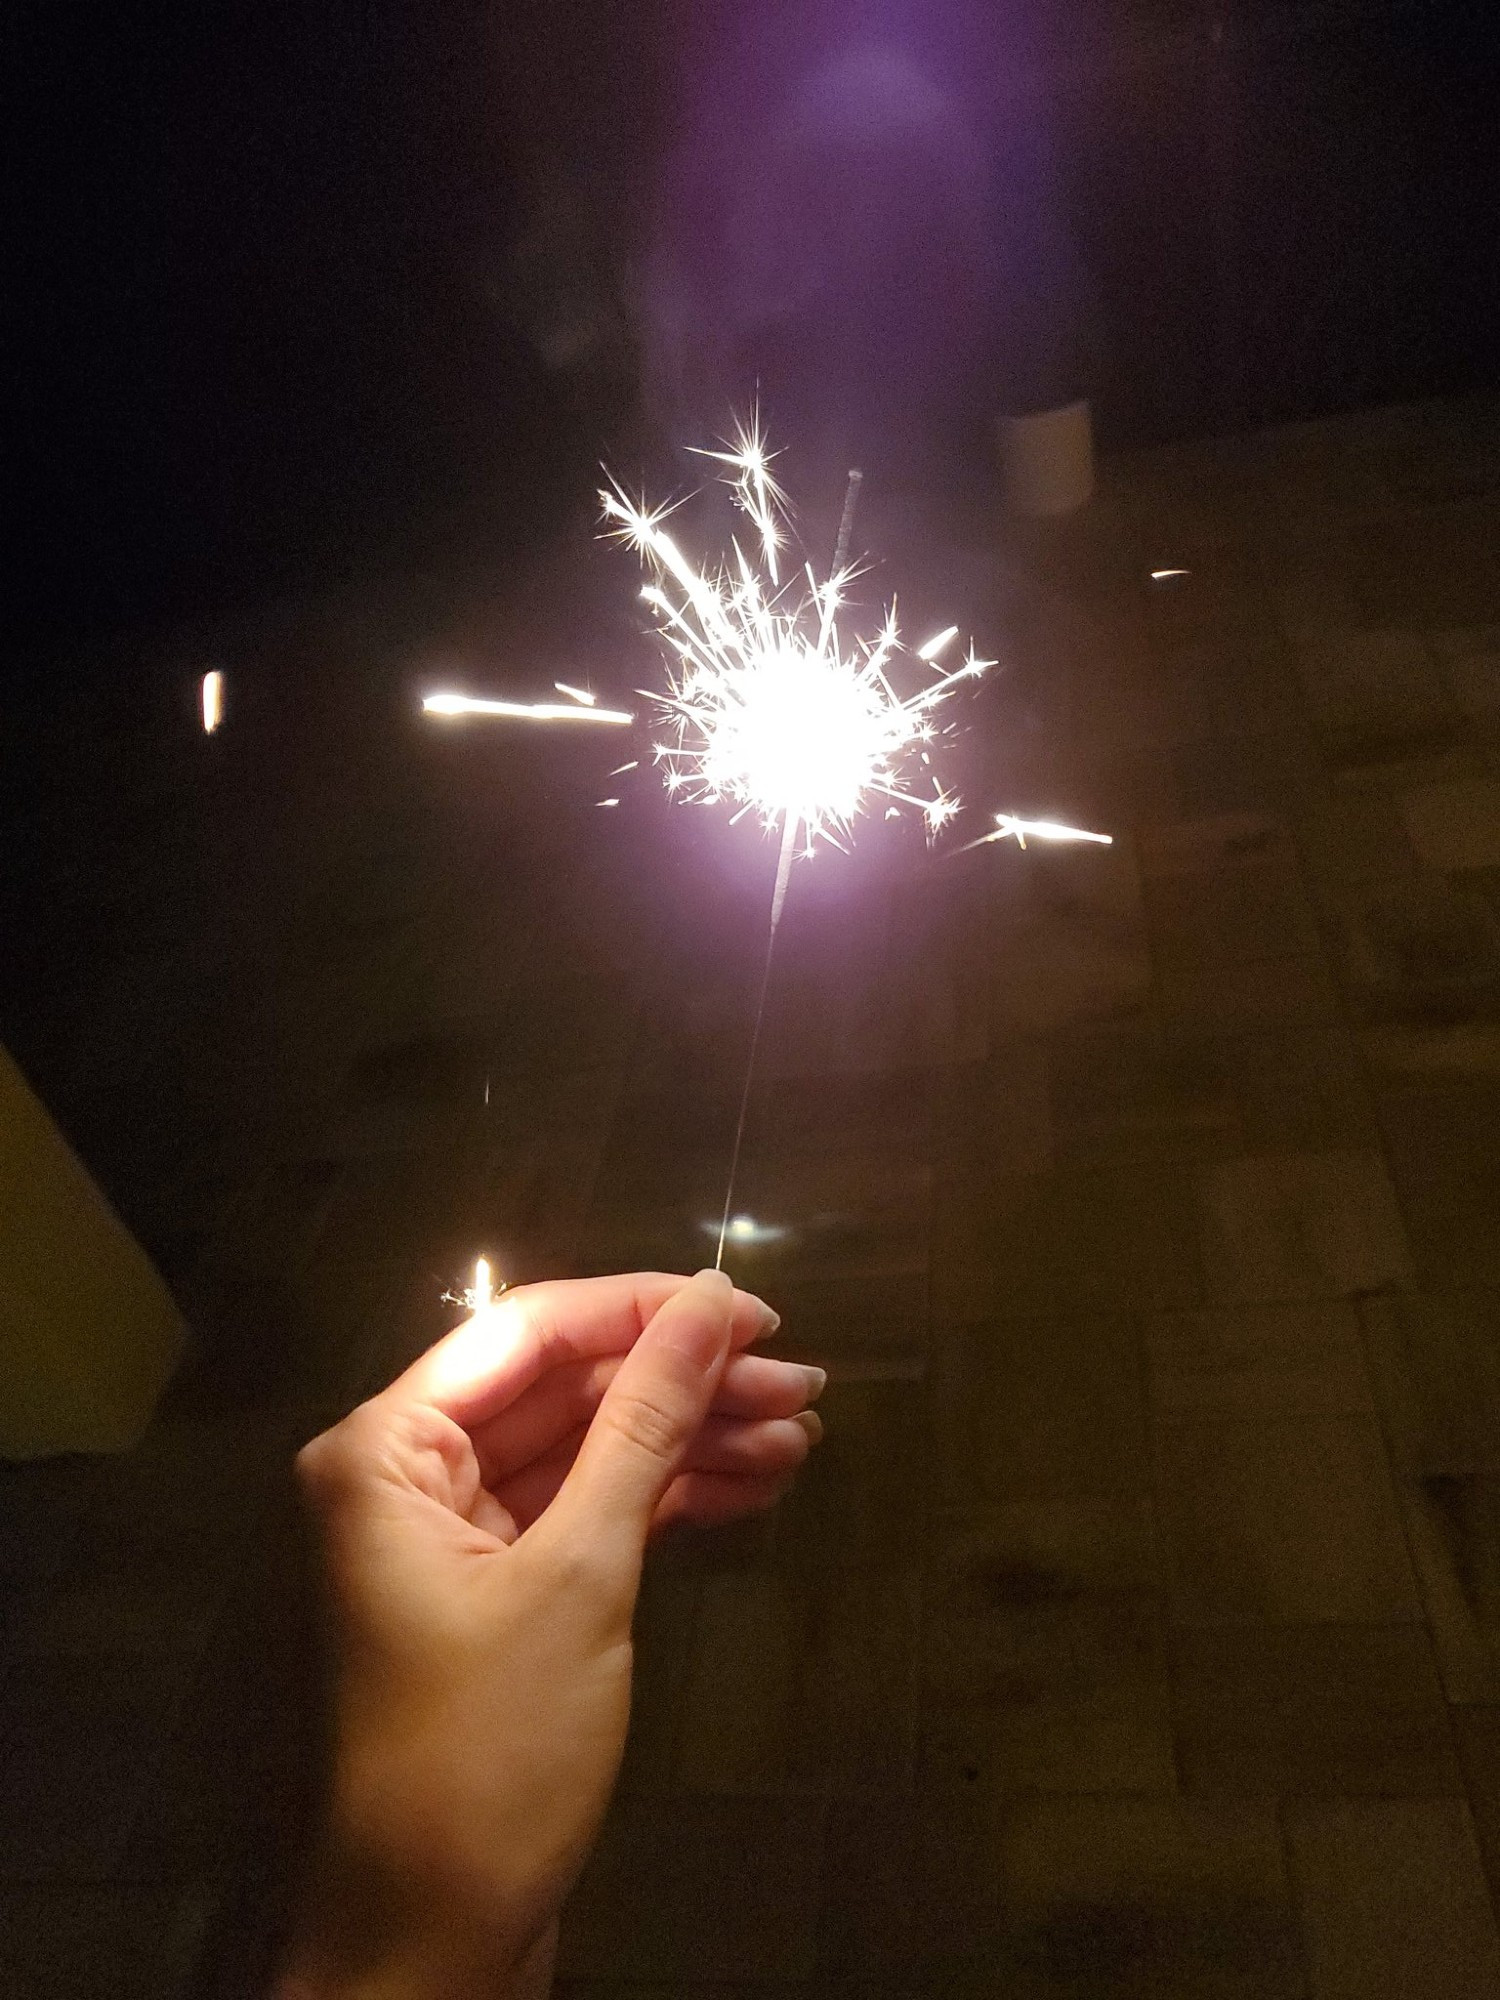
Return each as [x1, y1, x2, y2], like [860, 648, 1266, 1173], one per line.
[601, 419, 993, 855]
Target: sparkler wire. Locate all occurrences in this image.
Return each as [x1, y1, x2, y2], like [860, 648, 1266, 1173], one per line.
[713, 814, 799, 1270]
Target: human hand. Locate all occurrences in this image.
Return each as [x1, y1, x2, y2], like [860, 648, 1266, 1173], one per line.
[280, 1269, 821, 2000]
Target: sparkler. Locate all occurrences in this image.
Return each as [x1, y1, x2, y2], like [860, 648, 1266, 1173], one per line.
[422, 416, 1113, 1283]
[598, 421, 1000, 1263]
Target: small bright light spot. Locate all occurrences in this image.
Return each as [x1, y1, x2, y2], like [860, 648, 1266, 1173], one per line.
[597, 797, 620, 807]
[554, 681, 597, 706]
[423, 692, 634, 725]
[701, 1213, 792, 1248]
[1150, 567, 1191, 582]
[473, 1257, 494, 1311]
[201, 670, 223, 734]
[917, 624, 960, 662]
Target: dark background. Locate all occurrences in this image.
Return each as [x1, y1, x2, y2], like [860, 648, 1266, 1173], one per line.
[4, 0, 1498, 664]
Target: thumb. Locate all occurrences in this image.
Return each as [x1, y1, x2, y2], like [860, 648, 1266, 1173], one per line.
[536, 1267, 734, 1593]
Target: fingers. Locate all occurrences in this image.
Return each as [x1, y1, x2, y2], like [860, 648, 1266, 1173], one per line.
[525, 1269, 737, 1595]
[392, 1271, 778, 1429]
[469, 1350, 824, 1483]
[494, 1410, 820, 1536]
[650, 1469, 796, 1534]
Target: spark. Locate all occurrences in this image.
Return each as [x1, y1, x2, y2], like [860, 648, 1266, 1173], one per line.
[423, 693, 634, 725]
[201, 670, 224, 734]
[1150, 567, 1191, 581]
[917, 625, 959, 661]
[554, 681, 596, 706]
[597, 797, 620, 807]
[599, 431, 994, 856]
[608, 760, 638, 775]
[443, 1255, 502, 1314]
[961, 813, 1114, 853]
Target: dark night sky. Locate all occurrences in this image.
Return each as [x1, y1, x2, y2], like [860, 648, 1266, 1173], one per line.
[4, 1, 1498, 658]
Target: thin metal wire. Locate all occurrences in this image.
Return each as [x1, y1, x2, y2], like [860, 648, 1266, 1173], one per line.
[714, 816, 797, 1268]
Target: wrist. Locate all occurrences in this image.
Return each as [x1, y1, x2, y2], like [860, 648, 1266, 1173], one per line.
[281, 1796, 550, 2000]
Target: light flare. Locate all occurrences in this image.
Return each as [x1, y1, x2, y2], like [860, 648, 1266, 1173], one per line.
[423, 693, 634, 725]
[201, 670, 224, 734]
[600, 435, 990, 855]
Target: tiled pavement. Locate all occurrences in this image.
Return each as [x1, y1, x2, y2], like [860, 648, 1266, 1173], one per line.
[6, 396, 1500, 1994]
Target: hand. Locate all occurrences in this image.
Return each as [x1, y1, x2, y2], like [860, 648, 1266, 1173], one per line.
[280, 1268, 821, 2000]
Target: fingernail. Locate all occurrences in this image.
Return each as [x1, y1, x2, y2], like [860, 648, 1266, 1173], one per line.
[693, 1268, 734, 1295]
[756, 1302, 781, 1339]
[801, 1365, 828, 1403]
[793, 1409, 824, 1445]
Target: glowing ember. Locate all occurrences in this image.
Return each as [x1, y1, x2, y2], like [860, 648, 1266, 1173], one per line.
[201, 670, 224, 734]
[444, 1255, 500, 1314]
[423, 693, 634, 725]
[600, 416, 993, 857]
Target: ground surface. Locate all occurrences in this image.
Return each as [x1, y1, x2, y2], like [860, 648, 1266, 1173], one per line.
[6, 395, 1500, 1995]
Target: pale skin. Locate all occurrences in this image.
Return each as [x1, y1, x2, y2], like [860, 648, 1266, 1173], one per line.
[278, 1268, 822, 2000]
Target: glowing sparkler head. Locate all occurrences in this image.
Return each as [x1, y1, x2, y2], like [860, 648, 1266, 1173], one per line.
[602, 426, 992, 852]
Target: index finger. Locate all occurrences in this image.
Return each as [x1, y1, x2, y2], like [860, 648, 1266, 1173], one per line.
[386, 1271, 778, 1429]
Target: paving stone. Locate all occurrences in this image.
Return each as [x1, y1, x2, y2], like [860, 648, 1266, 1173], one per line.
[1139, 812, 1322, 969]
[1214, 1027, 1378, 1152]
[1146, 1302, 1375, 1420]
[1455, 1707, 1500, 1914]
[774, 1375, 933, 1569]
[982, 841, 1153, 1035]
[933, 1162, 1203, 1323]
[1339, 878, 1500, 1025]
[615, 1561, 702, 1796]
[1296, 629, 1467, 771]
[673, 1569, 806, 1794]
[1155, 1414, 1418, 1624]
[1171, 728, 1325, 822]
[1286, 1798, 1500, 2000]
[818, 1787, 997, 1987]
[1170, 1624, 1458, 1795]
[993, 1794, 1305, 1998]
[935, 1046, 1055, 1180]
[938, 1315, 1148, 1505]
[1381, 1083, 1500, 1286]
[1401, 777, 1500, 871]
[1153, 951, 1343, 1032]
[557, 1795, 826, 1983]
[733, 1150, 932, 1290]
[0, 1651, 197, 1878]
[0, 1884, 209, 2000]
[1048, 1023, 1240, 1166]
[760, 1268, 928, 1367]
[1196, 1150, 1412, 1304]
[921, 1503, 1172, 1796]
[1446, 650, 1500, 732]
[1357, 1294, 1500, 1703]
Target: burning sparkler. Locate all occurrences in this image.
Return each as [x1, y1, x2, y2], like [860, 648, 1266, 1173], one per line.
[423, 417, 1112, 1275]
[600, 414, 992, 868]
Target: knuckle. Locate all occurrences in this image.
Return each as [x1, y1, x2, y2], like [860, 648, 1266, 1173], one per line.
[606, 1386, 684, 1464]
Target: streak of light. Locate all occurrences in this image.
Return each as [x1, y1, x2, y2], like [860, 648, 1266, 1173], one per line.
[423, 693, 634, 724]
[201, 670, 224, 734]
[961, 813, 1114, 853]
